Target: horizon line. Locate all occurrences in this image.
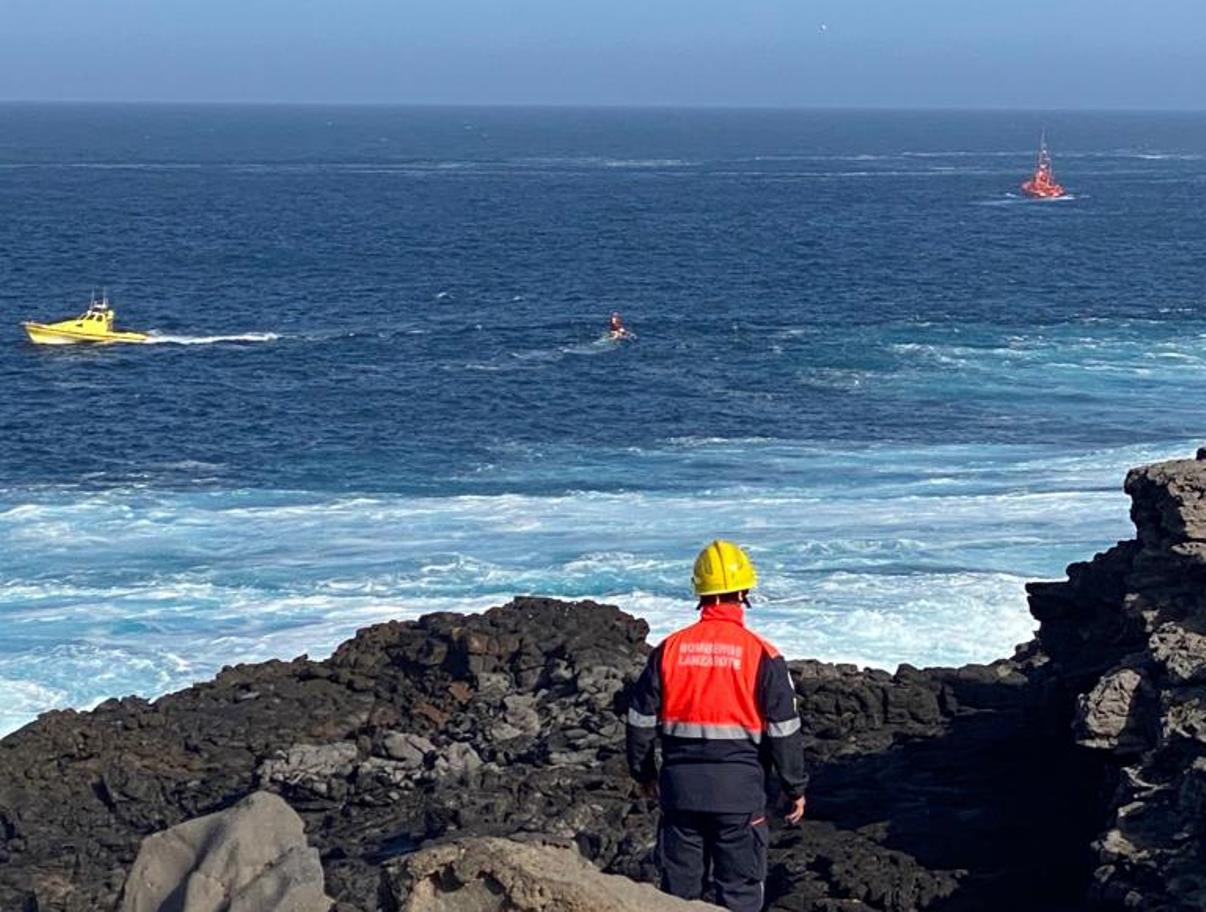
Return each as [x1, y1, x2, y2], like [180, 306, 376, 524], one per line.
[2, 99, 1206, 115]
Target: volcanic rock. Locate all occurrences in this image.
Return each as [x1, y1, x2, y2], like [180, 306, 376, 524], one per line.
[1027, 457, 1206, 911]
[380, 836, 717, 911]
[119, 791, 332, 912]
[260, 743, 361, 804]
[1, 456, 1205, 911]
[380, 733, 434, 767]
[1073, 662, 1155, 753]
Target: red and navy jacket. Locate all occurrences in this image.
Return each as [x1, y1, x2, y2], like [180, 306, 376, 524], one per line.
[626, 603, 808, 813]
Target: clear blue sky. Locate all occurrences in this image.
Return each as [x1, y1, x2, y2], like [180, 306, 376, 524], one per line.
[2, 0, 1203, 108]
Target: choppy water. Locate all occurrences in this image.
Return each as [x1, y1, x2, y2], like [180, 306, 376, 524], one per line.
[2, 106, 1204, 735]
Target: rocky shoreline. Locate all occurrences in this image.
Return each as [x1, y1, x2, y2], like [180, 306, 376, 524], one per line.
[2, 455, 1205, 911]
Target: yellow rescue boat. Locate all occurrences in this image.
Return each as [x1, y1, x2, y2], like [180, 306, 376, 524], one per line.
[21, 294, 149, 345]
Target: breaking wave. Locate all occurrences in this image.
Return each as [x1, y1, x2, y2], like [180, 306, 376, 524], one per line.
[1, 437, 1188, 735]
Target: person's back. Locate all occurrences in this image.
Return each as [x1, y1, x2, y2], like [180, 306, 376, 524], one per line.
[627, 540, 807, 912]
[656, 604, 784, 811]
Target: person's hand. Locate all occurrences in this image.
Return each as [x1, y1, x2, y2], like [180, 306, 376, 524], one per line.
[638, 780, 660, 801]
[785, 795, 806, 825]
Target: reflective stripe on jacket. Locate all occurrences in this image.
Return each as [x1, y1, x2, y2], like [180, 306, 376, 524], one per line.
[626, 602, 808, 813]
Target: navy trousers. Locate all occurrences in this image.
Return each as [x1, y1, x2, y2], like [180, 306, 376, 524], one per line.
[658, 809, 769, 912]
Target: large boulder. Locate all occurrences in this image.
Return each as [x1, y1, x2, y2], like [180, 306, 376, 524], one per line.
[119, 791, 332, 912]
[380, 836, 717, 911]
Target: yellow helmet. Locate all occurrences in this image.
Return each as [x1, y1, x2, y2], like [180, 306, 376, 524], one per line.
[692, 540, 757, 596]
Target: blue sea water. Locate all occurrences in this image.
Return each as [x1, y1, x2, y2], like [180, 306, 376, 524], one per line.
[2, 105, 1205, 735]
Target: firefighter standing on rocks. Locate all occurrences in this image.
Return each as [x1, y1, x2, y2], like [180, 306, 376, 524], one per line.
[626, 540, 808, 911]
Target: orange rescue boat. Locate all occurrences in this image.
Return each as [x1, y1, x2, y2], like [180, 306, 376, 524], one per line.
[1021, 132, 1066, 199]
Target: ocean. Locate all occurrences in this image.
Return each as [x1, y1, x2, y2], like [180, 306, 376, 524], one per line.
[2, 105, 1204, 736]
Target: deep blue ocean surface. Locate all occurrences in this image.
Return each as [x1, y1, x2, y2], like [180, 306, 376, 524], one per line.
[2, 105, 1205, 734]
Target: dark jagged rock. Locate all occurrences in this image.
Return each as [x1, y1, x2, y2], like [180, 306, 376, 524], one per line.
[1027, 458, 1206, 911]
[0, 603, 1065, 912]
[2, 458, 1205, 911]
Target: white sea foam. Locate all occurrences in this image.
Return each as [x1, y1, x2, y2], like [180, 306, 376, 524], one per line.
[512, 156, 697, 169]
[0, 677, 68, 737]
[560, 336, 623, 356]
[460, 335, 624, 369]
[0, 439, 1194, 736]
[144, 332, 279, 345]
[621, 568, 1037, 671]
